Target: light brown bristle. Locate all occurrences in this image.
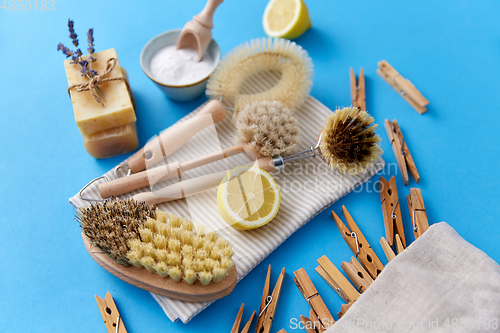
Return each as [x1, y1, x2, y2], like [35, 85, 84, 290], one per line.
[235, 101, 300, 157]
[320, 107, 383, 175]
[78, 199, 235, 285]
[206, 37, 313, 119]
[76, 198, 157, 266]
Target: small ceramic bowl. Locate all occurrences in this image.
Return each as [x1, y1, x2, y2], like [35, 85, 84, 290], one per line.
[140, 28, 220, 102]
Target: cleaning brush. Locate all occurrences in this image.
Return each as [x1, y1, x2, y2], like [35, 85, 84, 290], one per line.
[206, 37, 313, 120]
[76, 198, 237, 301]
[132, 107, 383, 205]
[317, 107, 383, 174]
[234, 101, 300, 158]
[97, 101, 300, 199]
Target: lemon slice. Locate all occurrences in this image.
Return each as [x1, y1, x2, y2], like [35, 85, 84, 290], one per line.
[263, 0, 312, 39]
[217, 166, 281, 230]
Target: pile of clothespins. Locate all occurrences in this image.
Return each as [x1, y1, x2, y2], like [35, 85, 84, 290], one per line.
[287, 61, 430, 332]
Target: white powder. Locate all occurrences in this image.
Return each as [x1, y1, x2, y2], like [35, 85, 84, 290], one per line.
[149, 45, 214, 85]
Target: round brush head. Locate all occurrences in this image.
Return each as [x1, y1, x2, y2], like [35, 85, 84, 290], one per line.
[319, 107, 382, 175]
[234, 101, 300, 157]
[206, 37, 313, 120]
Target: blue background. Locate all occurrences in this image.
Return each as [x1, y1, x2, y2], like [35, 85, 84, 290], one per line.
[1, 0, 499, 332]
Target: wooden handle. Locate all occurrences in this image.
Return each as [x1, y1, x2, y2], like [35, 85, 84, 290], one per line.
[193, 0, 224, 29]
[128, 100, 226, 173]
[98, 162, 181, 199]
[132, 157, 276, 205]
[133, 170, 228, 205]
[99, 146, 246, 198]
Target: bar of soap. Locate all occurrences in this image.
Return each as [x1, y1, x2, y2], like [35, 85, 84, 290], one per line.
[83, 122, 139, 159]
[64, 48, 136, 136]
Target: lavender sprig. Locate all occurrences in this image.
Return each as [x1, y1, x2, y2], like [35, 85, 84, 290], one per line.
[58, 19, 105, 105]
[57, 43, 74, 58]
[87, 28, 97, 75]
[87, 29, 95, 56]
[68, 19, 79, 47]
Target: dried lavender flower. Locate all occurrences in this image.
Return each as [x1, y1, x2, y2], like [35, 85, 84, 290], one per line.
[68, 19, 79, 47]
[57, 43, 74, 58]
[58, 20, 101, 81]
[87, 28, 95, 54]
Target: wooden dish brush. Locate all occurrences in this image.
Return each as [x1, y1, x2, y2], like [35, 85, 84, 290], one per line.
[97, 101, 300, 199]
[132, 106, 382, 205]
[76, 199, 237, 302]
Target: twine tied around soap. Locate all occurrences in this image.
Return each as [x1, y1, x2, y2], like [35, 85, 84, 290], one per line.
[67, 58, 130, 106]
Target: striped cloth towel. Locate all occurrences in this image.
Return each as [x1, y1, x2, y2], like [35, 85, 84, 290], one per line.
[69, 71, 385, 323]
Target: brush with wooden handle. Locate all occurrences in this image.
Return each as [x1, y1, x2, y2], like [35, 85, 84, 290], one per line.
[133, 106, 383, 205]
[101, 101, 299, 198]
[127, 100, 226, 174]
[132, 158, 276, 205]
[99, 145, 250, 198]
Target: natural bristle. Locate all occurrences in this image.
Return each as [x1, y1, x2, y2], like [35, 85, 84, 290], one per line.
[76, 198, 157, 266]
[235, 101, 300, 157]
[206, 37, 313, 119]
[320, 107, 383, 175]
[77, 199, 235, 285]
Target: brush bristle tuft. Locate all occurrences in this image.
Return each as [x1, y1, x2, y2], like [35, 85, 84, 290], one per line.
[206, 37, 313, 119]
[76, 198, 157, 266]
[320, 107, 383, 175]
[234, 101, 300, 157]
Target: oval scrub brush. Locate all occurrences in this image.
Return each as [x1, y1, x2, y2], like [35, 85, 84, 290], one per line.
[206, 37, 313, 120]
[76, 198, 237, 302]
[133, 107, 382, 205]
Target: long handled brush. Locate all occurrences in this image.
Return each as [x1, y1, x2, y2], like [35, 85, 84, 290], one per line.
[132, 106, 382, 205]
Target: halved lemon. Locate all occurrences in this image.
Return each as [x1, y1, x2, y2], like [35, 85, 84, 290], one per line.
[217, 166, 281, 230]
[263, 0, 312, 39]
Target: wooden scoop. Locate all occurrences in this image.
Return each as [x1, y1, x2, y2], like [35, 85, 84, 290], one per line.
[176, 0, 223, 61]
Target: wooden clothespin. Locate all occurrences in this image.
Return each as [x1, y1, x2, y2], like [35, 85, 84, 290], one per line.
[407, 188, 429, 240]
[300, 315, 318, 333]
[350, 68, 366, 111]
[293, 268, 335, 331]
[394, 234, 405, 255]
[331, 206, 384, 280]
[316, 255, 360, 303]
[95, 292, 127, 333]
[255, 265, 286, 333]
[380, 237, 396, 262]
[231, 304, 255, 333]
[341, 257, 373, 294]
[385, 119, 420, 185]
[376, 60, 429, 114]
[379, 176, 406, 249]
[337, 302, 353, 319]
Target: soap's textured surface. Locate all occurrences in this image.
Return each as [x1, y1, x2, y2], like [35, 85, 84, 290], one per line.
[64, 48, 136, 136]
[83, 122, 138, 159]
